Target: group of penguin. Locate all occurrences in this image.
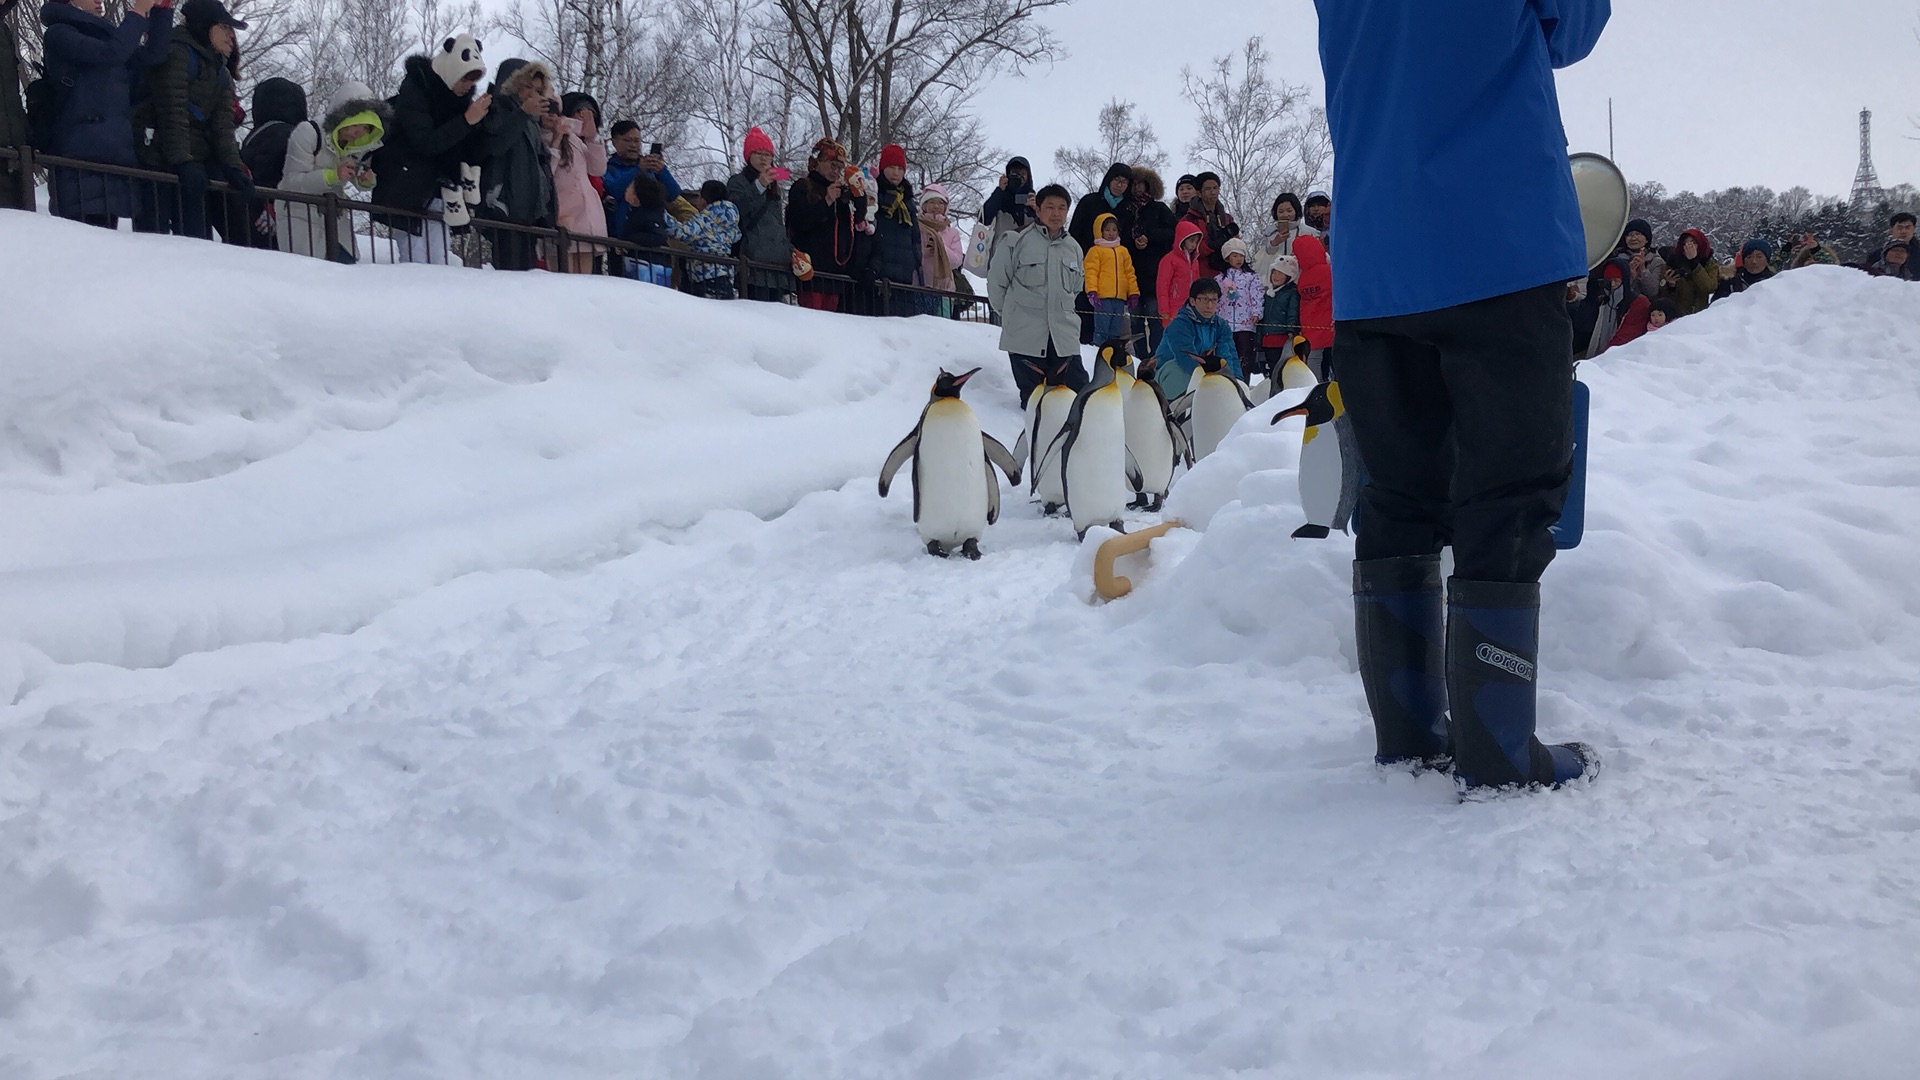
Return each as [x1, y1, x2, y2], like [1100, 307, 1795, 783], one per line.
[879, 339, 1354, 559]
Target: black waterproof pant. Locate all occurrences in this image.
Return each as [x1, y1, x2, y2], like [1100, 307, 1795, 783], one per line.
[1009, 340, 1089, 403]
[1336, 282, 1573, 584]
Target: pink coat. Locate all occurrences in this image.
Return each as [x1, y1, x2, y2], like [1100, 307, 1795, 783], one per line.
[548, 104, 608, 240]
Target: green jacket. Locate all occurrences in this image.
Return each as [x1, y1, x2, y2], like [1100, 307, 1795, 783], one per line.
[1666, 259, 1719, 317]
[135, 29, 241, 170]
[0, 18, 27, 151]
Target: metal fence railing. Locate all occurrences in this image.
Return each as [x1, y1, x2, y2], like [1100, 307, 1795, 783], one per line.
[0, 146, 994, 323]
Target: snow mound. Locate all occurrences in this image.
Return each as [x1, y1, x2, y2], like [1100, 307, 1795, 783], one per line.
[4, 217, 1920, 1079]
[0, 213, 1022, 669]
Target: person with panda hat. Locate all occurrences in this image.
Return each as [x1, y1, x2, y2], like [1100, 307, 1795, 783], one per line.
[370, 33, 491, 264]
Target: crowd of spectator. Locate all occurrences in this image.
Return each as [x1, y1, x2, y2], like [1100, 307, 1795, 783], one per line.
[1, 0, 1913, 345]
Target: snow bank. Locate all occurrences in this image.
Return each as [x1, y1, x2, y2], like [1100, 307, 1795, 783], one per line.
[0, 213, 1022, 669]
[4, 215, 1920, 1080]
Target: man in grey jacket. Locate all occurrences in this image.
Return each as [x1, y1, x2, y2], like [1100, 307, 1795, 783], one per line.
[988, 184, 1088, 401]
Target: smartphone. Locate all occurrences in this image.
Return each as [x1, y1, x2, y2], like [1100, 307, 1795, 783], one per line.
[649, 142, 664, 156]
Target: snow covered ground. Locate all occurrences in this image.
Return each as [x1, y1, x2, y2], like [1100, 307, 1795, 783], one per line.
[3, 212, 1919, 1078]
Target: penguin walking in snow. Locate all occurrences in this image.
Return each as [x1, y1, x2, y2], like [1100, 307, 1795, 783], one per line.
[1271, 379, 1355, 539]
[1178, 352, 1255, 461]
[1050, 344, 1145, 539]
[1023, 364, 1080, 517]
[880, 368, 1023, 559]
[1127, 355, 1192, 512]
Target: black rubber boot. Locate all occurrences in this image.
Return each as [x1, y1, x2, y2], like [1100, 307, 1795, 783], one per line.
[1353, 555, 1450, 768]
[1446, 577, 1593, 790]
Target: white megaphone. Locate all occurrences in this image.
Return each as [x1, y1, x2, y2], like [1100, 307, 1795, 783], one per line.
[1570, 152, 1630, 271]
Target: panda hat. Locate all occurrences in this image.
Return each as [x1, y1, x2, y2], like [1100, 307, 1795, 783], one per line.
[432, 34, 487, 93]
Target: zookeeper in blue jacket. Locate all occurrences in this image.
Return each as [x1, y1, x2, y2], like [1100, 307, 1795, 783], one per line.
[1315, 0, 1609, 791]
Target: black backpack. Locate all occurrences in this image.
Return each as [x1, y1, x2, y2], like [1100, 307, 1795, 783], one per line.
[240, 119, 316, 189]
[24, 62, 73, 151]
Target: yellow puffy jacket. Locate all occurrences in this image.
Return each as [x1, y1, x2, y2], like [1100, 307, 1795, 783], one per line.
[1081, 213, 1140, 300]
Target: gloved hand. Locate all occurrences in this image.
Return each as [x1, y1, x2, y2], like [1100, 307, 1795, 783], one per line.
[1126, 293, 1139, 310]
[224, 164, 257, 201]
[1085, 290, 1101, 305]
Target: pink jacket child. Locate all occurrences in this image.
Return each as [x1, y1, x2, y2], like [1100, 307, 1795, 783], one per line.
[917, 183, 967, 291]
[550, 92, 609, 244]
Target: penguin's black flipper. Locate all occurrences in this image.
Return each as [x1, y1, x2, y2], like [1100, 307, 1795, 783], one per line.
[1124, 449, 1144, 494]
[878, 429, 920, 497]
[1292, 524, 1332, 540]
[982, 433, 1022, 487]
[984, 459, 1002, 525]
[1032, 425, 1070, 496]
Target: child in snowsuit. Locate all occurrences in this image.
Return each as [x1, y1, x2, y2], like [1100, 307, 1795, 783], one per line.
[621, 172, 674, 286]
[278, 81, 390, 262]
[1083, 211, 1141, 343]
[666, 179, 744, 299]
[1257, 255, 1302, 376]
[1216, 237, 1263, 374]
[1157, 218, 1205, 328]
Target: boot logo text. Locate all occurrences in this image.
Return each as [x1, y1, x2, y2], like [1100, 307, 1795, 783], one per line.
[1476, 643, 1535, 682]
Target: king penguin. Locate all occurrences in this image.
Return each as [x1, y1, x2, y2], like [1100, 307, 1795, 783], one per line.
[1271, 379, 1349, 540]
[1053, 344, 1144, 539]
[879, 368, 1023, 559]
[1279, 337, 1317, 391]
[1027, 364, 1079, 516]
[1126, 355, 1192, 512]
[1186, 352, 1255, 461]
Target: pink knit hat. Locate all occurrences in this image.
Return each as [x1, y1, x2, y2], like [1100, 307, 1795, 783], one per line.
[742, 126, 775, 161]
[918, 183, 951, 210]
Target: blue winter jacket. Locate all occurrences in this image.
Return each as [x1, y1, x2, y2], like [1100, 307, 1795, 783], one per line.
[1314, 0, 1610, 320]
[1154, 302, 1241, 397]
[40, 2, 174, 217]
[603, 154, 681, 235]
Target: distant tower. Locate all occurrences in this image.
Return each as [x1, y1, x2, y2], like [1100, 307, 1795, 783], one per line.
[1852, 108, 1884, 206]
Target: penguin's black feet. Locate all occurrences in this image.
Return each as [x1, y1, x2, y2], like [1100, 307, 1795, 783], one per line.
[1128, 494, 1151, 511]
[960, 539, 982, 561]
[1107, 520, 1126, 533]
[1043, 503, 1063, 517]
[927, 540, 950, 558]
[1148, 495, 1165, 513]
[1292, 523, 1332, 539]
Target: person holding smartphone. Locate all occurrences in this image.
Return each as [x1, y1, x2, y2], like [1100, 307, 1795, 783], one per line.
[982, 155, 1036, 235]
[35, 0, 176, 227]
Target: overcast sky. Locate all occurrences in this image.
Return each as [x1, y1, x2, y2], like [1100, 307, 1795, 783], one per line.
[474, 0, 1918, 197]
[969, 0, 1920, 198]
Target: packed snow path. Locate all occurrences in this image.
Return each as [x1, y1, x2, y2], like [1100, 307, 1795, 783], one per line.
[3, 216, 1919, 1078]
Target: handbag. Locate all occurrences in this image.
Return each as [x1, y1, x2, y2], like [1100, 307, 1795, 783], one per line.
[962, 220, 994, 275]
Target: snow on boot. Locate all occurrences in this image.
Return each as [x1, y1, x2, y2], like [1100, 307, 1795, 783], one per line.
[1446, 577, 1592, 790]
[1354, 555, 1450, 769]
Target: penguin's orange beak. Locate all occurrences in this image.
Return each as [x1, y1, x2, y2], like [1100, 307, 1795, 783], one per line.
[1272, 405, 1308, 425]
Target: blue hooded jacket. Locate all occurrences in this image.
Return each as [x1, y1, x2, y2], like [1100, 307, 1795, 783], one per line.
[1154, 302, 1241, 397]
[1314, 0, 1610, 320]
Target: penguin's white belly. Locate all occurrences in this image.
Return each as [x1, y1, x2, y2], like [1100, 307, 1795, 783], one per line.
[915, 413, 989, 545]
[1034, 394, 1073, 506]
[1192, 377, 1247, 460]
[1065, 396, 1130, 532]
[1124, 386, 1176, 495]
[1297, 427, 1342, 527]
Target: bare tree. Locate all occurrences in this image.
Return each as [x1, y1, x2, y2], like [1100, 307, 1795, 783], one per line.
[1180, 36, 1331, 229]
[748, 0, 1069, 197]
[1052, 98, 1167, 194]
[495, 0, 696, 154]
[669, 0, 805, 181]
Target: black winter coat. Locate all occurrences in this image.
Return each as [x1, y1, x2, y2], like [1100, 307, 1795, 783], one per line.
[1130, 197, 1176, 298]
[621, 203, 671, 254]
[869, 174, 920, 285]
[786, 171, 866, 276]
[981, 154, 1035, 230]
[1, 11, 26, 153]
[39, 1, 173, 217]
[370, 55, 486, 231]
[727, 164, 794, 292]
[134, 27, 241, 170]
[477, 64, 554, 226]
